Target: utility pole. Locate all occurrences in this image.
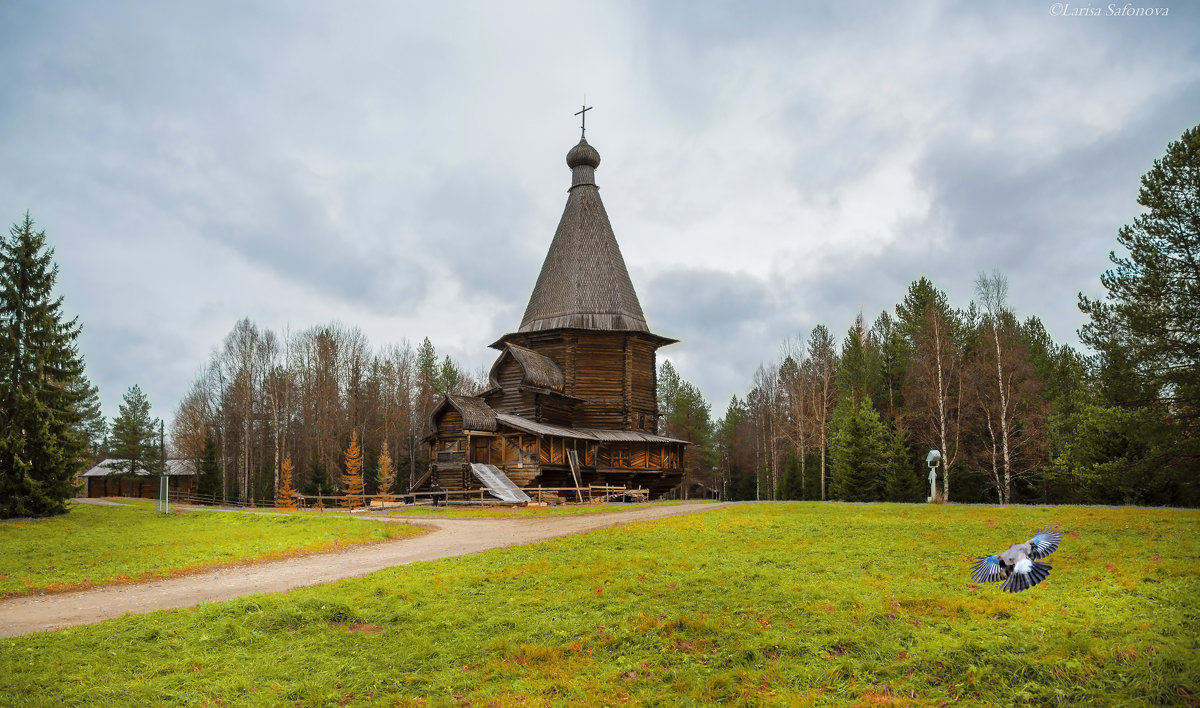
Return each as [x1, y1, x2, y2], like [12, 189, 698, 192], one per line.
[157, 419, 169, 513]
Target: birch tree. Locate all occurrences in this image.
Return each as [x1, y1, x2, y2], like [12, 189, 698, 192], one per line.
[905, 306, 965, 502]
[972, 271, 1049, 504]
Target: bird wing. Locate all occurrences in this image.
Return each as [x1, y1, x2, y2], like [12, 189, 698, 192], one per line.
[971, 555, 1006, 583]
[1001, 559, 1052, 593]
[1026, 529, 1062, 559]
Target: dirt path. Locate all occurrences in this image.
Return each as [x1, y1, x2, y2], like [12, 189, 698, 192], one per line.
[0, 502, 730, 639]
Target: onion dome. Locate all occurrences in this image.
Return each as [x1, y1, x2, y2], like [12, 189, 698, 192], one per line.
[566, 138, 601, 169]
[566, 138, 601, 188]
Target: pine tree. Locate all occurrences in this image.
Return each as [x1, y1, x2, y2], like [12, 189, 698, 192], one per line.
[276, 453, 298, 509]
[417, 337, 439, 395]
[1080, 122, 1200, 428]
[438, 356, 462, 395]
[197, 436, 221, 501]
[807, 325, 838, 501]
[378, 440, 395, 496]
[342, 430, 364, 508]
[109, 385, 161, 478]
[0, 213, 92, 517]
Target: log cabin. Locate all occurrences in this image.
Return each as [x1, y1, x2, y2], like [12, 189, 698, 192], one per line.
[418, 129, 687, 501]
[82, 459, 198, 499]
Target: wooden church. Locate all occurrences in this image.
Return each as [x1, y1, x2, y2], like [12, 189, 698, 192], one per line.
[417, 121, 687, 501]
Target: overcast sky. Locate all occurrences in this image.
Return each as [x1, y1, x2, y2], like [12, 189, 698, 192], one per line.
[2, 0, 1197, 423]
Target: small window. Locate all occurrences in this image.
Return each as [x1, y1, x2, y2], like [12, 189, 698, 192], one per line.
[612, 446, 629, 467]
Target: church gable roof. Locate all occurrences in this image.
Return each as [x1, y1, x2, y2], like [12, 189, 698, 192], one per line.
[518, 137, 649, 334]
[490, 344, 566, 393]
[432, 394, 498, 433]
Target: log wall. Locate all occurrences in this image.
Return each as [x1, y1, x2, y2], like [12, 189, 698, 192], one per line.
[437, 410, 464, 438]
[497, 331, 663, 432]
[87, 475, 197, 499]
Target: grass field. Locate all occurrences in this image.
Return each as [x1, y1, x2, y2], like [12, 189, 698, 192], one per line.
[2, 502, 1198, 706]
[0, 501, 421, 597]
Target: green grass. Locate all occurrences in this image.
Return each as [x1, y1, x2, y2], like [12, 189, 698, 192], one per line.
[385, 499, 691, 519]
[2, 503, 1198, 706]
[0, 501, 422, 597]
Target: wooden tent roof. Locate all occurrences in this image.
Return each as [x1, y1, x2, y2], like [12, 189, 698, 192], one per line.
[516, 137, 651, 335]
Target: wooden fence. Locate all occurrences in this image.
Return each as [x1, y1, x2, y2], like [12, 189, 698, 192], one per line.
[167, 484, 648, 510]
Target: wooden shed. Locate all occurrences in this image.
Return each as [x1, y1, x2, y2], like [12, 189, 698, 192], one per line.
[419, 130, 687, 501]
[81, 459, 198, 499]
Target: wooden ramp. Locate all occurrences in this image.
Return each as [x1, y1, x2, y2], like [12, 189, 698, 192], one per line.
[469, 463, 532, 503]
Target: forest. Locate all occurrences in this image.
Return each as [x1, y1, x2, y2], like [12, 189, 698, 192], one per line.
[168, 325, 484, 504]
[663, 270, 1191, 507]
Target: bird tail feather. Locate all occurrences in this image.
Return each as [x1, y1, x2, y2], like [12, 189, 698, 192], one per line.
[1029, 561, 1052, 587]
[1001, 561, 1052, 593]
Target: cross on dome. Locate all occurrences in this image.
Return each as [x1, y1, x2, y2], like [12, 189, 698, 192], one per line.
[574, 103, 592, 137]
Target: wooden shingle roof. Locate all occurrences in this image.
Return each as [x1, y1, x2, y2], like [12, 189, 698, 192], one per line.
[518, 137, 650, 334]
[495, 413, 688, 444]
[494, 344, 565, 392]
[440, 395, 498, 432]
[82, 459, 197, 477]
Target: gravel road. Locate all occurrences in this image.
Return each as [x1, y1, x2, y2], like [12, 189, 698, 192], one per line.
[0, 502, 729, 639]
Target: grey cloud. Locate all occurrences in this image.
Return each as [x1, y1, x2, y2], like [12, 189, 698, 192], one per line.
[419, 170, 543, 304]
[80, 321, 197, 419]
[641, 266, 799, 410]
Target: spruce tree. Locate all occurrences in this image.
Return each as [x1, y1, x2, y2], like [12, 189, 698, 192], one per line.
[830, 397, 887, 501]
[197, 436, 221, 500]
[0, 213, 91, 517]
[882, 425, 922, 502]
[68, 377, 108, 466]
[304, 461, 334, 497]
[780, 452, 805, 500]
[109, 385, 161, 478]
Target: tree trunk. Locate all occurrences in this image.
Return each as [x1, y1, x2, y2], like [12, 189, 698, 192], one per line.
[991, 322, 1013, 505]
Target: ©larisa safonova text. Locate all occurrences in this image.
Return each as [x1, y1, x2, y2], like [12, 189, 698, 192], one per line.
[1049, 3, 1170, 17]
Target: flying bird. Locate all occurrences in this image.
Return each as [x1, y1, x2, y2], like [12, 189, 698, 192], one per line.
[971, 529, 1062, 593]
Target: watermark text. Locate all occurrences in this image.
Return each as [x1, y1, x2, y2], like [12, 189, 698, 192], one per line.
[1049, 3, 1169, 16]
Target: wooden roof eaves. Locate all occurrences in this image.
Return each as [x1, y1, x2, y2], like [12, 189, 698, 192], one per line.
[488, 328, 679, 351]
[494, 413, 689, 445]
[518, 384, 585, 402]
